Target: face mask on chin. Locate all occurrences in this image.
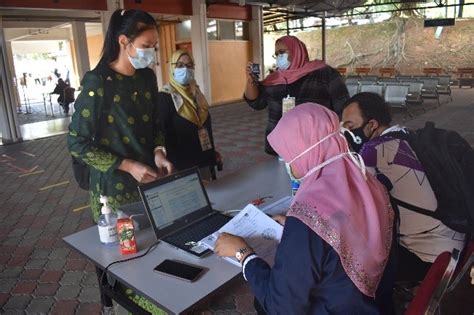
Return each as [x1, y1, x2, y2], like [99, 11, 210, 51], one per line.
[127, 42, 155, 69]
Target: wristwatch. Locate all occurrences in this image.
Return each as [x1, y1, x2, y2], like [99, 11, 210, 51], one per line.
[235, 246, 253, 262]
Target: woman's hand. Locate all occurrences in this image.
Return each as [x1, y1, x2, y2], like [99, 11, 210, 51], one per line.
[119, 159, 158, 184]
[214, 232, 248, 257]
[244, 62, 259, 100]
[272, 214, 287, 226]
[154, 150, 174, 177]
[246, 62, 257, 83]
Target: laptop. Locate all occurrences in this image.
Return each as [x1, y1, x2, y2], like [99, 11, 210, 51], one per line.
[138, 167, 230, 257]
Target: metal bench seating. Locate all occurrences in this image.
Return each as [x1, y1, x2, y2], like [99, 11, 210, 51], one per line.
[345, 77, 360, 85]
[402, 81, 425, 109]
[378, 78, 398, 84]
[420, 78, 441, 105]
[384, 84, 410, 117]
[360, 84, 383, 96]
[346, 83, 359, 97]
[359, 75, 378, 83]
[436, 75, 453, 101]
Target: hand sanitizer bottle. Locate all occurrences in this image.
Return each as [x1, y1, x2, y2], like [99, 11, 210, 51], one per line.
[291, 180, 300, 197]
[98, 195, 118, 246]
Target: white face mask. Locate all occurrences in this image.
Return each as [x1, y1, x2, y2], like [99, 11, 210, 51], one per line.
[286, 125, 367, 182]
[127, 43, 155, 69]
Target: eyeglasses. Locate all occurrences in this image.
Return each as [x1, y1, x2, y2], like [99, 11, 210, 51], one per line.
[272, 50, 288, 59]
[174, 62, 195, 69]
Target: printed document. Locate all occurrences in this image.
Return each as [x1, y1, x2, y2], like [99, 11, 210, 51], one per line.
[200, 204, 283, 266]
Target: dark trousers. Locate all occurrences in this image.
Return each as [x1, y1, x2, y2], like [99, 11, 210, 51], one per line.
[254, 298, 267, 315]
[396, 245, 432, 282]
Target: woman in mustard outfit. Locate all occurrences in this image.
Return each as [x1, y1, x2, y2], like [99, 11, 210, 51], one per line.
[158, 50, 222, 180]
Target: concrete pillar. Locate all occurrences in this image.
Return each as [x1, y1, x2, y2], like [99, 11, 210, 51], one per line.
[0, 17, 22, 143]
[191, 0, 212, 102]
[5, 41, 21, 115]
[71, 21, 91, 84]
[250, 5, 264, 76]
[101, 0, 123, 36]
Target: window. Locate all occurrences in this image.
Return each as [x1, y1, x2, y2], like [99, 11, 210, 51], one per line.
[176, 20, 191, 41]
[207, 20, 217, 40]
[218, 21, 235, 40]
[207, 20, 250, 40]
[235, 21, 249, 40]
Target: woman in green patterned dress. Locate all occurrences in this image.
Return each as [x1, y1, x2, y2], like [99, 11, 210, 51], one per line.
[68, 9, 174, 222]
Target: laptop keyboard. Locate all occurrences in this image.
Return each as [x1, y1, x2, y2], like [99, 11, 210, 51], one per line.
[164, 214, 230, 247]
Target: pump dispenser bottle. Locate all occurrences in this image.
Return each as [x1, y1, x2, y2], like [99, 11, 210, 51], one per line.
[97, 195, 118, 245]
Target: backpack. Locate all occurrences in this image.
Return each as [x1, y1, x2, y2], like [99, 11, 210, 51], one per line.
[71, 65, 114, 190]
[387, 121, 474, 234]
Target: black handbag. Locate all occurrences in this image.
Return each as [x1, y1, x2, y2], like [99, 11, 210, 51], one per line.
[72, 156, 90, 190]
[71, 66, 113, 190]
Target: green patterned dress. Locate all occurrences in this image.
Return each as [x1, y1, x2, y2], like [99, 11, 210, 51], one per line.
[68, 66, 164, 221]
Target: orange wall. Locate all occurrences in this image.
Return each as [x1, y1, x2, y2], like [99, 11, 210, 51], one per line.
[209, 40, 252, 105]
[87, 34, 104, 70]
[158, 23, 177, 85]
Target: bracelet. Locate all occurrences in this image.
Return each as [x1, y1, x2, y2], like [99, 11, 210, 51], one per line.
[153, 146, 167, 156]
[241, 252, 256, 266]
[242, 254, 258, 281]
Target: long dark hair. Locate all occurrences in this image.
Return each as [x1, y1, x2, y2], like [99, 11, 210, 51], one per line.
[99, 9, 157, 66]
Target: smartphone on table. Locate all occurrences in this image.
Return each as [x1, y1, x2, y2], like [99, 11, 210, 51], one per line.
[153, 259, 207, 282]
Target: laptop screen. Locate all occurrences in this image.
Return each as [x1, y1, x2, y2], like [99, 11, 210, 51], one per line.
[142, 171, 209, 230]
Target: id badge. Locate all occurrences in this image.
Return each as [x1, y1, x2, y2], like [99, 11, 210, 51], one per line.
[198, 128, 212, 151]
[282, 96, 296, 115]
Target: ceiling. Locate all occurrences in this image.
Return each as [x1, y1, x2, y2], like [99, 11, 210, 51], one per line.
[209, 0, 368, 25]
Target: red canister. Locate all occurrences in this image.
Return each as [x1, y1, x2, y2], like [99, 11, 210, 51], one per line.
[117, 218, 137, 255]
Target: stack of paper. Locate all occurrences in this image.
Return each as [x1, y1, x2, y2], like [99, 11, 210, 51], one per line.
[200, 204, 284, 267]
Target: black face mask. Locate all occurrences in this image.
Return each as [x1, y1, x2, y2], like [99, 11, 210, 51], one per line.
[344, 122, 370, 153]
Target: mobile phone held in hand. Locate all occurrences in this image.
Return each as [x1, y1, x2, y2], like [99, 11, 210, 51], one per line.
[251, 63, 260, 79]
[153, 259, 207, 282]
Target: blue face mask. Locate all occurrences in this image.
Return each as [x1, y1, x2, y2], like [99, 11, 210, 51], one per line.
[276, 53, 290, 70]
[128, 44, 155, 69]
[173, 67, 194, 86]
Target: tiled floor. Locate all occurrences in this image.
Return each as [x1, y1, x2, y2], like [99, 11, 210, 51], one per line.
[0, 88, 473, 314]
